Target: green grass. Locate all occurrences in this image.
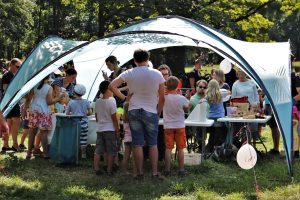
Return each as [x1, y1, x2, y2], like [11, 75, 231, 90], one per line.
[0, 127, 300, 200]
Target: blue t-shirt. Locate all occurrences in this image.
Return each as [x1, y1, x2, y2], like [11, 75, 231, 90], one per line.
[66, 99, 90, 119]
[207, 102, 225, 119]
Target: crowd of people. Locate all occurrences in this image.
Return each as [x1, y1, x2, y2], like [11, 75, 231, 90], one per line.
[0, 50, 299, 179]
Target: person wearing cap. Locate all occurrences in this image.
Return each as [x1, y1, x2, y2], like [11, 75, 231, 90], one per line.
[24, 75, 64, 159]
[66, 84, 92, 159]
[1, 58, 22, 152]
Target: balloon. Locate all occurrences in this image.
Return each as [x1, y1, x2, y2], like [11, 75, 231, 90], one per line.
[220, 88, 231, 102]
[148, 61, 153, 69]
[219, 59, 232, 74]
[236, 144, 257, 170]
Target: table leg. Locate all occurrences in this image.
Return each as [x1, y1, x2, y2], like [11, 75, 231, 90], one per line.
[225, 122, 233, 146]
[201, 127, 206, 162]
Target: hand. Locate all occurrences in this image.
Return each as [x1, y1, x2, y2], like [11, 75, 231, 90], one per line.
[102, 70, 108, 80]
[125, 92, 134, 102]
[185, 90, 191, 99]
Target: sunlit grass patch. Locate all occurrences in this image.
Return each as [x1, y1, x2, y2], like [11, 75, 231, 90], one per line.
[0, 176, 42, 197]
[259, 184, 300, 200]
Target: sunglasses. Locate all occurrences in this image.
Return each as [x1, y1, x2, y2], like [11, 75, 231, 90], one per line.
[198, 86, 207, 89]
[162, 73, 169, 76]
[15, 65, 20, 69]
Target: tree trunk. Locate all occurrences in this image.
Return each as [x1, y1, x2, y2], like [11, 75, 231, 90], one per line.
[97, 0, 106, 37]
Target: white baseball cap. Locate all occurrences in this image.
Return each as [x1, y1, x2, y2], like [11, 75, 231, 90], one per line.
[74, 84, 86, 96]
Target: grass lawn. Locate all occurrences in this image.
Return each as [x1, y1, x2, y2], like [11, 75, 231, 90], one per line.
[0, 127, 300, 200]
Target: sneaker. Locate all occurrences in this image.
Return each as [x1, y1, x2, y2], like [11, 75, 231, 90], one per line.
[19, 144, 27, 150]
[133, 174, 144, 181]
[269, 149, 280, 155]
[151, 173, 166, 181]
[95, 170, 103, 176]
[112, 163, 119, 172]
[178, 170, 187, 177]
[33, 149, 43, 156]
[11, 146, 20, 152]
[103, 165, 107, 171]
[106, 171, 114, 176]
[1, 147, 11, 153]
[163, 170, 171, 176]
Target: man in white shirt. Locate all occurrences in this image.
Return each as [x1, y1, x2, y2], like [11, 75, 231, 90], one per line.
[109, 49, 165, 178]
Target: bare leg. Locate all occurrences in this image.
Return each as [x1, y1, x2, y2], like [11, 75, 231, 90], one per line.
[27, 128, 38, 157]
[149, 145, 158, 176]
[106, 155, 114, 173]
[94, 153, 101, 171]
[40, 130, 49, 156]
[3, 119, 12, 148]
[35, 131, 41, 149]
[133, 146, 144, 175]
[20, 128, 28, 145]
[271, 127, 280, 151]
[177, 149, 184, 171]
[122, 145, 131, 174]
[10, 117, 21, 149]
[164, 149, 172, 172]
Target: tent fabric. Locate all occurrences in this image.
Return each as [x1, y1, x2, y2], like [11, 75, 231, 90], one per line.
[0, 15, 292, 175]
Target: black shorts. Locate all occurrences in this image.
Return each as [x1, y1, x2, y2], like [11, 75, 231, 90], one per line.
[6, 104, 21, 118]
[267, 114, 277, 128]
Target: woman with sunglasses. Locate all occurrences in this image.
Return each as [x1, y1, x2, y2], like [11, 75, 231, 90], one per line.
[0, 58, 22, 152]
[189, 79, 208, 111]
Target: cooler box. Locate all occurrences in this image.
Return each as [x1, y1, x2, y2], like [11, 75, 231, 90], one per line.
[49, 114, 82, 164]
[184, 153, 202, 165]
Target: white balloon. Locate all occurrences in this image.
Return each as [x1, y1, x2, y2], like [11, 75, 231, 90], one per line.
[220, 88, 231, 102]
[148, 61, 153, 69]
[220, 59, 232, 74]
[236, 144, 257, 170]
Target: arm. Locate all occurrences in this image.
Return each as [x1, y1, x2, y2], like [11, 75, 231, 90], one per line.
[157, 82, 165, 116]
[22, 90, 34, 119]
[183, 102, 193, 113]
[294, 87, 300, 101]
[46, 87, 62, 105]
[87, 108, 92, 116]
[111, 112, 119, 138]
[109, 77, 126, 100]
[189, 77, 195, 92]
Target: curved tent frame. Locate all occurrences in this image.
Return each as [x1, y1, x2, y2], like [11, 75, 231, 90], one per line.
[0, 15, 292, 176]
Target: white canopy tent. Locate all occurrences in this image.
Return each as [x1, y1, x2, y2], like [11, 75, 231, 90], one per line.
[0, 15, 293, 176]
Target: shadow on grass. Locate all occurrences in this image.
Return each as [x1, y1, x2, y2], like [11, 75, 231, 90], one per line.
[0, 151, 299, 200]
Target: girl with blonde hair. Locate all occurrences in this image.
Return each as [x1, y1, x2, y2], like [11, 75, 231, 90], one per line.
[205, 79, 226, 153]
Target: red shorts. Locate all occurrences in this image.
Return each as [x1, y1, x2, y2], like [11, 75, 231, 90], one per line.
[164, 128, 186, 149]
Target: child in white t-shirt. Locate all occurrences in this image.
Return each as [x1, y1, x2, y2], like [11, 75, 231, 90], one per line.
[94, 80, 119, 176]
[163, 76, 191, 176]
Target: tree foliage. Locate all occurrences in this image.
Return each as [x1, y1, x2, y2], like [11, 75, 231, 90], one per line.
[0, 0, 299, 59]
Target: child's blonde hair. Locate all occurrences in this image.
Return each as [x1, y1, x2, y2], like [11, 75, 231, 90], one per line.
[206, 79, 222, 104]
[166, 76, 179, 91]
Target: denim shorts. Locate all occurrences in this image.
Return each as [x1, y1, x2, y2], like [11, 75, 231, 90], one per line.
[128, 108, 158, 147]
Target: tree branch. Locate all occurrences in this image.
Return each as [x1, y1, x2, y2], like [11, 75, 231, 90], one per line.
[233, 0, 275, 22]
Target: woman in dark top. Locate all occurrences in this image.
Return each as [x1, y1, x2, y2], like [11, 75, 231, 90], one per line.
[1, 58, 22, 152]
[52, 68, 77, 98]
[188, 58, 204, 94]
